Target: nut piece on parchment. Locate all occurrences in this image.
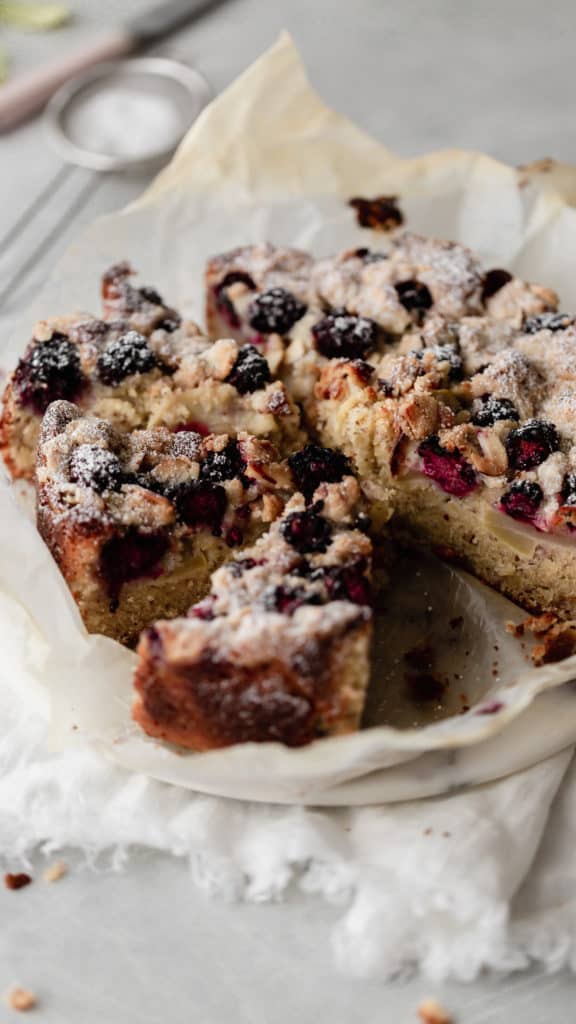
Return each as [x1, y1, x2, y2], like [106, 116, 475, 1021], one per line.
[43, 861, 68, 884]
[417, 998, 454, 1024]
[5, 986, 37, 1012]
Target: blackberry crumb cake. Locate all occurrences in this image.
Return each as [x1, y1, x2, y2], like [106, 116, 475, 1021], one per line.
[133, 477, 373, 749]
[4, 229, 576, 752]
[1, 262, 301, 480]
[36, 402, 294, 643]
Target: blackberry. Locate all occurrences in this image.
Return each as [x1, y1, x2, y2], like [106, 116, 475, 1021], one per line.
[13, 334, 85, 414]
[100, 530, 168, 599]
[395, 280, 433, 316]
[288, 444, 352, 501]
[200, 441, 244, 483]
[323, 562, 371, 605]
[523, 312, 574, 335]
[248, 287, 306, 335]
[500, 480, 543, 523]
[68, 445, 123, 493]
[280, 505, 332, 554]
[225, 345, 272, 394]
[214, 271, 256, 329]
[561, 473, 576, 507]
[97, 331, 158, 386]
[505, 420, 560, 471]
[175, 481, 227, 532]
[264, 584, 322, 616]
[481, 268, 513, 304]
[418, 435, 478, 497]
[471, 395, 519, 427]
[312, 311, 378, 360]
[416, 344, 463, 382]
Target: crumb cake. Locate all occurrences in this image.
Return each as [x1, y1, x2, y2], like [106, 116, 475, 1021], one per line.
[1, 263, 301, 480]
[133, 477, 373, 749]
[36, 401, 295, 643]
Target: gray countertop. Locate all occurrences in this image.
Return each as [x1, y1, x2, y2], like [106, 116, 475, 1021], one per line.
[2, 1, 576, 1019]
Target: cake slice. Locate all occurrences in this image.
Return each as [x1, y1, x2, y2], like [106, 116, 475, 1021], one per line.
[133, 475, 373, 749]
[36, 401, 296, 644]
[1, 264, 302, 480]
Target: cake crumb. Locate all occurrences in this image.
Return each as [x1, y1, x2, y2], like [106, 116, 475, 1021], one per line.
[417, 998, 454, 1024]
[5, 987, 36, 1012]
[4, 872, 32, 891]
[43, 861, 67, 884]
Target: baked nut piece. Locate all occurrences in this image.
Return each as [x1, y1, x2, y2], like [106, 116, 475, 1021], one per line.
[205, 235, 558, 408]
[133, 476, 373, 749]
[1, 264, 302, 480]
[36, 402, 295, 644]
[314, 312, 576, 619]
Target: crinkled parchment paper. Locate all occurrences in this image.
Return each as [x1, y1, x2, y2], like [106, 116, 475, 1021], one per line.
[2, 34, 576, 804]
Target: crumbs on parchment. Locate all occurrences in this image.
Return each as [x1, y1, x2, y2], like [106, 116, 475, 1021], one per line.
[5, 987, 37, 1012]
[4, 872, 32, 891]
[417, 998, 454, 1024]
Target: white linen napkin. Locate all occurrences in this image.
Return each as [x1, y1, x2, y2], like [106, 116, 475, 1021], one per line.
[3, 666, 575, 982]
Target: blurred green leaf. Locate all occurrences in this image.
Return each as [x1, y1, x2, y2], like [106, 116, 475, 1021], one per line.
[0, 2, 72, 30]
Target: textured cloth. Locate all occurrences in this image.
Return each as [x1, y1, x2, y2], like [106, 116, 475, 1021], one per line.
[2, 670, 576, 982]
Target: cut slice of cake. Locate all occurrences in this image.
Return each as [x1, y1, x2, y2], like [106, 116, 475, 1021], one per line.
[1, 265, 302, 480]
[133, 476, 373, 749]
[36, 401, 296, 644]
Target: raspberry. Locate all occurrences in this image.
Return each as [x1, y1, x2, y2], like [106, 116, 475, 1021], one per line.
[395, 280, 433, 315]
[280, 505, 332, 554]
[481, 268, 513, 303]
[248, 287, 306, 335]
[13, 334, 85, 414]
[471, 395, 519, 427]
[312, 311, 378, 360]
[418, 436, 478, 497]
[68, 445, 123, 493]
[523, 312, 574, 335]
[288, 444, 351, 501]
[225, 345, 272, 394]
[500, 480, 543, 522]
[97, 331, 158, 386]
[200, 441, 244, 483]
[505, 420, 560, 471]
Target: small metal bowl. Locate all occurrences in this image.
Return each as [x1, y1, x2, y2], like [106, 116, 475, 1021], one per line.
[45, 57, 211, 173]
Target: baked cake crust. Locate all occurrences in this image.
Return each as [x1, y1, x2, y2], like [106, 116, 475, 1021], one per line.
[133, 481, 373, 749]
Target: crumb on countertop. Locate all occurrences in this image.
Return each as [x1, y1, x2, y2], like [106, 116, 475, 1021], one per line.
[43, 861, 67, 884]
[4, 872, 32, 891]
[418, 998, 454, 1024]
[5, 987, 37, 1012]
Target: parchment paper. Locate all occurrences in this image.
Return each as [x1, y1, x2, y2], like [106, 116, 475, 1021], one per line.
[2, 34, 576, 802]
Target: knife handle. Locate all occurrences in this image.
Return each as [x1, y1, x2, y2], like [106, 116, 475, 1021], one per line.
[0, 29, 133, 133]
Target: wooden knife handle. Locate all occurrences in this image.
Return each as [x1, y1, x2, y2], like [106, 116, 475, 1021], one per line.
[0, 29, 133, 133]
